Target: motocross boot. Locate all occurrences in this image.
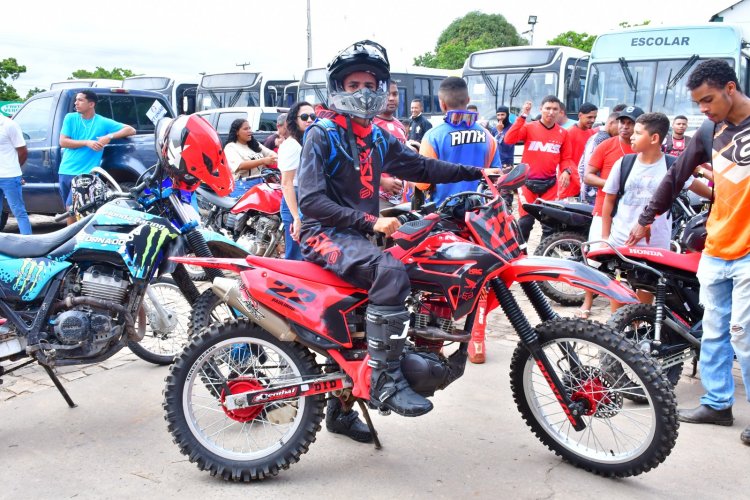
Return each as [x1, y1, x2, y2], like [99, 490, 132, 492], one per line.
[366, 305, 433, 417]
[325, 397, 373, 443]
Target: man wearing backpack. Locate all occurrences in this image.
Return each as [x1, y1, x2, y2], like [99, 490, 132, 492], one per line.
[601, 112, 710, 308]
[627, 59, 750, 446]
[297, 40, 498, 417]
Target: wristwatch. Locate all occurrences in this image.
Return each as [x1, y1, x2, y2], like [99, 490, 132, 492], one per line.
[562, 168, 571, 175]
[695, 167, 704, 178]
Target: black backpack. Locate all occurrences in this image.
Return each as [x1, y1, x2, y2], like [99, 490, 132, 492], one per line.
[611, 154, 678, 218]
[611, 121, 715, 218]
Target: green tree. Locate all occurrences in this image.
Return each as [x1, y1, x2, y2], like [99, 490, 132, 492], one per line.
[25, 87, 46, 99]
[413, 11, 527, 69]
[0, 57, 27, 101]
[70, 67, 136, 80]
[547, 31, 597, 53]
[619, 20, 651, 29]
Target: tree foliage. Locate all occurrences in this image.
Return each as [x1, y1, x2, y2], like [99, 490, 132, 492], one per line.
[413, 11, 527, 69]
[0, 58, 27, 101]
[619, 20, 651, 29]
[25, 87, 46, 99]
[70, 67, 136, 80]
[547, 31, 597, 53]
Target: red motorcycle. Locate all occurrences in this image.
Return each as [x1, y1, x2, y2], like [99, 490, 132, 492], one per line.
[164, 166, 678, 481]
[197, 168, 284, 257]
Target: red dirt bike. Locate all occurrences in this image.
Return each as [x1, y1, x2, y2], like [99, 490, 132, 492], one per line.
[163, 166, 678, 481]
[196, 168, 284, 258]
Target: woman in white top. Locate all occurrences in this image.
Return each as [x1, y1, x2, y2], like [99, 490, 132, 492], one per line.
[223, 119, 277, 197]
[278, 101, 315, 261]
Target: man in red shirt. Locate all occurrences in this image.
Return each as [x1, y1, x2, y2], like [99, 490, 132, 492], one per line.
[504, 95, 576, 242]
[566, 102, 598, 166]
[577, 105, 642, 318]
[374, 81, 410, 209]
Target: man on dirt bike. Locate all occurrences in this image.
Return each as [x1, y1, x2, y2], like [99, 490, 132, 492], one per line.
[297, 40, 498, 417]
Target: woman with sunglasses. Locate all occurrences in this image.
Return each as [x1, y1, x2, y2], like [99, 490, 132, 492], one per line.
[224, 118, 277, 197]
[278, 101, 316, 261]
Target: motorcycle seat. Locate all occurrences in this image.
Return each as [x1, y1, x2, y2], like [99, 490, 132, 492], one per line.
[588, 246, 701, 274]
[245, 255, 364, 289]
[197, 187, 237, 210]
[0, 215, 93, 258]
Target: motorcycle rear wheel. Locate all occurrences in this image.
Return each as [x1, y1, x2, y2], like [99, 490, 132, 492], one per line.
[606, 303, 687, 402]
[188, 288, 240, 337]
[534, 231, 587, 306]
[128, 277, 192, 365]
[163, 318, 324, 481]
[509, 318, 678, 477]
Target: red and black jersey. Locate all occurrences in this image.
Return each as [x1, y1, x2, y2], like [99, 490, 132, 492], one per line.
[298, 113, 483, 234]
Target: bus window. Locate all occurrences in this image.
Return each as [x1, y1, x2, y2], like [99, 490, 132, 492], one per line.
[414, 78, 430, 113]
[398, 86, 407, 118]
[431, 78, 442, 114]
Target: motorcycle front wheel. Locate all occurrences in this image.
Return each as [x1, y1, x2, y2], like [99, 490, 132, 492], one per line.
[128, 277, 192, 365]
[509, 318, 678, 477]
[607, 303, 690, 402]
[534, 231, 587, 306]
[163, 318, 324, 481]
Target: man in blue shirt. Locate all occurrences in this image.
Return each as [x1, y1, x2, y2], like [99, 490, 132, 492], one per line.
[59, 90, 135, 223]
[417, 77, 500, 207]
[416, 77, 500, 364]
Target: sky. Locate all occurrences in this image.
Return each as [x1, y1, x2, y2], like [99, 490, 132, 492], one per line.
[1, 0, 724, 97]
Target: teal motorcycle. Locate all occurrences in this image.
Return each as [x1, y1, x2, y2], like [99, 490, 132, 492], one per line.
[0, 115, 246, 406]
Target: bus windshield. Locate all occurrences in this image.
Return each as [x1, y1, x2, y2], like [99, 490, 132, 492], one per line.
[585, 57, 734, 119]
[466, 71, 558, 119]
[299, 86, 327, 105]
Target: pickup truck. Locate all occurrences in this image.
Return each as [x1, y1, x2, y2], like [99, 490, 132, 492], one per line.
[5, 87, 175, 230]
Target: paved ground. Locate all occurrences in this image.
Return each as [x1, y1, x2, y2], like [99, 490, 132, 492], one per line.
[1, 215, 748, 497]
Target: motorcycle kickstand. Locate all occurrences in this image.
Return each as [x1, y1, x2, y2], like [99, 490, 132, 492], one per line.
[356, 400, 382, 450]
[41, 364, 77, 408]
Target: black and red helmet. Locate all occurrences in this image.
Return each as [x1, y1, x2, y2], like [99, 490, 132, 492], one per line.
[680, 211, 708, 253]
[156, 115, 234, 195]
[326, 40, 390, 119]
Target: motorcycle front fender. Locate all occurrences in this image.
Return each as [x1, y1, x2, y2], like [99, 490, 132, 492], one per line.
[198, 228, 250, 258]
[504, 256, 638, 304]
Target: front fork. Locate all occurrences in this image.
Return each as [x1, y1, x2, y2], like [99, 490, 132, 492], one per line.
[489, 277, 586, 431]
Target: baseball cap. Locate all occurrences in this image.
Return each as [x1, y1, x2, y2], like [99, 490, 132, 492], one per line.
[617, 105, 645, 122]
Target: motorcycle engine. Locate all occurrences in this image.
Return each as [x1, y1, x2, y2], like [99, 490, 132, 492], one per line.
[51, 266, 130, 356]
[236, 214, 282, 256]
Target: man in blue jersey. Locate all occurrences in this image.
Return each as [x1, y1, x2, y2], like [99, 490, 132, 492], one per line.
[59, 90, 135, 223]
[415, 76, 500, 364]
[416, 77, 500, 208]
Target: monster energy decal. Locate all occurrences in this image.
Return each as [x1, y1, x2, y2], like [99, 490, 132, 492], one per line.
[0, 257, 70, 301]
[129, 224, 177, 279]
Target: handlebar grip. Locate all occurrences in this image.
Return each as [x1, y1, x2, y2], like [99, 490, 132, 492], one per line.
[54, 211, 72, 222]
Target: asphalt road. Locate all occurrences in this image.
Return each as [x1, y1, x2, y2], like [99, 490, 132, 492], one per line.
[1, 332, 748, 499]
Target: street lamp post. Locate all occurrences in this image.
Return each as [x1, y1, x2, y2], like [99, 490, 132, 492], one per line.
[527, 15, 538, 46]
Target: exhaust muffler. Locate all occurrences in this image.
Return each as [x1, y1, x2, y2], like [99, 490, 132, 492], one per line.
[211, 277, 297, 342]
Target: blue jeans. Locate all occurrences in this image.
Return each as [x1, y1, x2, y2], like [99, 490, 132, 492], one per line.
[0, 176, 31, 234]
[696, 252, 750, 409]
[280, 195, 302, 261]
[230, 177, 262, 198]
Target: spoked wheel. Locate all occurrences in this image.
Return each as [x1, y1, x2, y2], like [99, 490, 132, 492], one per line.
[607, 303, 690, 402]
[189, 288, 242, 337]
[534, 231, 587, 306]
[163, 319, 324, 481]
[129, 277, 192, 365]
[509, 318, 678, 477]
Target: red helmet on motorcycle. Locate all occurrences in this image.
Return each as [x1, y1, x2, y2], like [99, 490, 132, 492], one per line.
[156, 115, 234, 195]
